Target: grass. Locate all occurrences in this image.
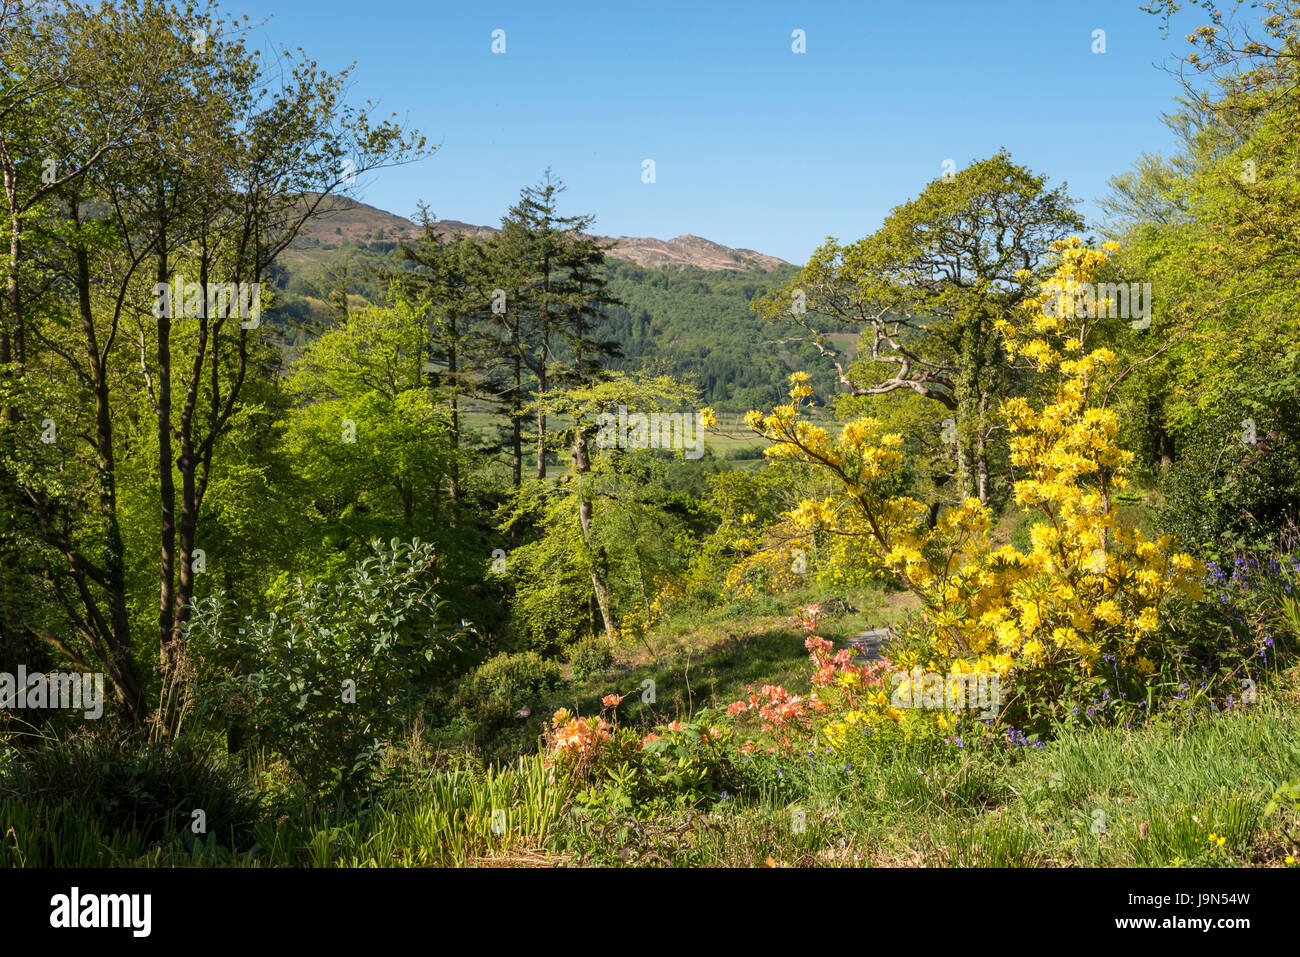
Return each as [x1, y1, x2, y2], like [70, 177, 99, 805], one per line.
[7, 662, 1296, 868]
[4, 576, 1298, 868]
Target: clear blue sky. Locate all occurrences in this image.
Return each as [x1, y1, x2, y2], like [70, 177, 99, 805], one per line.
[229, 0, 1207, 264]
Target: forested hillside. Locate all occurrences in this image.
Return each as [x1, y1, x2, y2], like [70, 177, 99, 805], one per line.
[265, 201, 823, 409]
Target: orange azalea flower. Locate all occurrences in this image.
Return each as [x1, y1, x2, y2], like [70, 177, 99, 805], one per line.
[667, 720, 683, 731]
[602, 693, 624, 708]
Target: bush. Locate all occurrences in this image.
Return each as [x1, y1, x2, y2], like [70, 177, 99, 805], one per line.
[456, 651, 565, 745]
[1159, 403, 1300, 565]
[566, 636, 614, 681]
[546, 705, 744, 814]
[187, 538, 464, 797]
[0, 732, 261, 851]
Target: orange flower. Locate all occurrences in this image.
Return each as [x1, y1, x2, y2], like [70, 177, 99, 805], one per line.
[602, 693, 624, 708]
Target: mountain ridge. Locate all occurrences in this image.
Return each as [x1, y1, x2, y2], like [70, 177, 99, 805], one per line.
[296, 196, 791, 272]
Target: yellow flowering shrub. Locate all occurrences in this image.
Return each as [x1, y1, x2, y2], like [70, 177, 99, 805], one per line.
[746, 239, 1204, 732]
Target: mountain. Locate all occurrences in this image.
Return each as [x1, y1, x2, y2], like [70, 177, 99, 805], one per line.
[268, 196, 845, 411]
[293, 196, 790, 272]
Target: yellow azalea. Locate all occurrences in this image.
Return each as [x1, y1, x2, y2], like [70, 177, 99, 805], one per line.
[739, 241, 1198, 737]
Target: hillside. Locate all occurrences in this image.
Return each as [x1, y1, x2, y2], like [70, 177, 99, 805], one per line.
[268, 197, 846, 409]
[290, 195, 791, 271]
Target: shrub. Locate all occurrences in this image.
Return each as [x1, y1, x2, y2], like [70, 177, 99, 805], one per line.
[548, 703, 743, 814]
[566, 636, 614, 681]
[456, 651, 565, 745]
[0, 732, 261, 852]
[1158, 402, 1300, 566]
[187, 538, 464, 797]
[745, 240, 1204, 737]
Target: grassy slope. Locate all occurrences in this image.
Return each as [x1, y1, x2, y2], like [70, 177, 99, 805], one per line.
[9, 579, 1296, 868]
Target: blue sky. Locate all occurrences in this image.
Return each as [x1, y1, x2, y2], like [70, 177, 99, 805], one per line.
[229, 0, 1207, 263]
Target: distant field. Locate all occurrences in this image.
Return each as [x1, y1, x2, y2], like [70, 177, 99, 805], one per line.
[457, 405, 836, 461]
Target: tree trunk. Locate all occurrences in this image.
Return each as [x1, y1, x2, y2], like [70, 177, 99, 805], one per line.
[511, 353, 522, 489]
[536, 328, 548, 480]
[76, 231, 142, 721]
[976, 397, 990, 507]
[156, 239, 178, 675]
[571, 430, 616, 643]
[446, 314, 459, 525]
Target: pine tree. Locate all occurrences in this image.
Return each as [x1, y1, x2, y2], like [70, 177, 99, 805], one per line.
[493, 170, 623, 483]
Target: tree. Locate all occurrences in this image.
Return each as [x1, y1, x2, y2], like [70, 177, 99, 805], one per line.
[1102, 3, 1300, 475]
[0, 0, 427, 723]
[747, 240, 1203, 733]
[492, 171, 623, 484]
[756, 151, 1082, 505]
[389, 208, 498, 519]
[507, 372, 709, 645]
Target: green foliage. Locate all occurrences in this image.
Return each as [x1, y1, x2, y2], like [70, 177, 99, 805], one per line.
[454, 651, 565, 747]
[187, 539, 461, 796]
[566, 710, 745, 815]
[601, 259, 811, 408]
[1123, 793, 1258, 867]
[0, 733, 261, 858]
[566, 636, 614, 681]
[1158, 403, 1300, 563]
